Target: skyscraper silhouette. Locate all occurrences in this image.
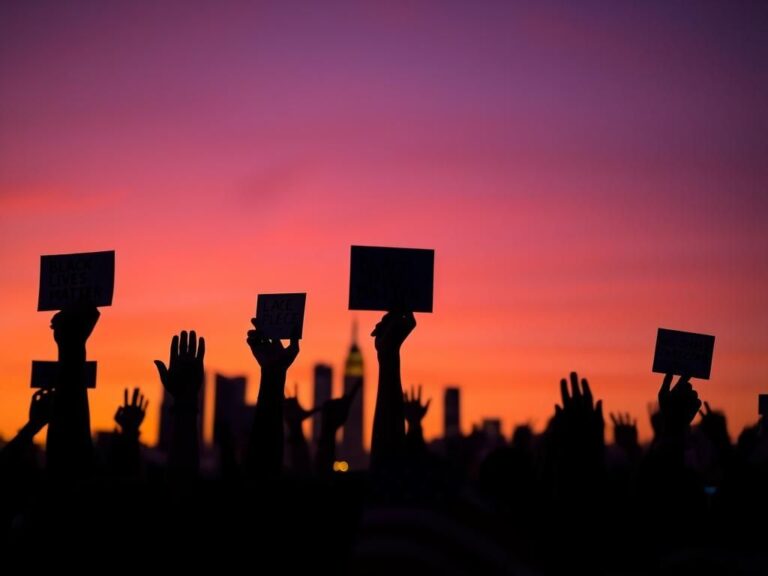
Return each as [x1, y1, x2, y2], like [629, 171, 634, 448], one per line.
[340, 321, 365, 468]
[313, 364, 333, 449]
[213, 374, 248, 450]
[444, 387, 461, 439]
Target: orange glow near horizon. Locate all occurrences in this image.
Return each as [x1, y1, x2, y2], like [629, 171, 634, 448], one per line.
[1, 1, 767, 449]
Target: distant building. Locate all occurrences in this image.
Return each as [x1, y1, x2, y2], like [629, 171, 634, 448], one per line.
[481, 418, 503, 442]
[444, 387, 461, 439]
[213, 374, 249, 450]
[340, 321, 365, 468]
[312, 364, 333, 447]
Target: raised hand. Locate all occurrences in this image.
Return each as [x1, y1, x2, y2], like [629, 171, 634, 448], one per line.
[114, 387, 148, 436]
[698, 401, 730, 448]
[403, 385, 431, 427]
[154, 331, 205, 478]
[51, 304, 100, 352]
[322, 381, 361, 433]
[29, 388, 54, 433]
[372, 311, 416, 357]
[658, 374, 701, 437]
[554, 371, 605, 446]
[247, 320, 299, 374]
[610, 412, 639, 453]
[284, 385, 315, 429]
[154, 330, 205, 406]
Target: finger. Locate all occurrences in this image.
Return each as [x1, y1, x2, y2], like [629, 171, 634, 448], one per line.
[287, 337, 299, 358]
[189, 331, 198, 357]
[660, 374, 673, 400]
[197, 337, 206, 361]
[560, 378, 570, 407]
[124, 388, 129, 407]
[596, 399, 604, 422]
[610, 414, 618, 426]
[417, 384, 422, 402]
[180, 331, 189, 356]
[704, 401, 711, 415]
[675, 374, 692, 392]
[132, 387, 139, 407]
[143, 398, 149, 412]
[570, 372, 581, 402]
[170, 335, 179, 364]
[154, 360, 169, 384]
[581, 378, 593, 406]
[424, 398, 431, 412]
[250, 318, 258, 329]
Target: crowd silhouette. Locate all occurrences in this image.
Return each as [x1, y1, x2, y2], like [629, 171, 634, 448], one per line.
[1, 303, 767, 574]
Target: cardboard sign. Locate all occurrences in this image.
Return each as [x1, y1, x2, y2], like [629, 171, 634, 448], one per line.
[38, 250, 115, 311]
[348, 245, 434, 312]
[759, 394, 768, 417]
[652, 328, 715, 380]
[256, 293, 306, 339]
[31, 360, 97, 389]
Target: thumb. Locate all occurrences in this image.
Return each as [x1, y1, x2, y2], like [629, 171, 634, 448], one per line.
[659, 373, 673, 402]
[154, 360, 169, 385]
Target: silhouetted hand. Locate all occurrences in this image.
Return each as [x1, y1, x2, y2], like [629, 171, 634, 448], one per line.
[284, 386, 315, 429]
[611, 412, 639, 452]
[29, 388, 54, 433]
[555, 372, 604, 439]
[115, 387, 148, 436]
[247, 320, 299, 374]
[372, 311, 416, 357]
[322, 382, 361, 433]
[51, 304, 100, 351]
[154, 330, 205, 406]
[403, 385, 431, 427]
[658, 374, 701, 436]
[698, 401, 730, 448]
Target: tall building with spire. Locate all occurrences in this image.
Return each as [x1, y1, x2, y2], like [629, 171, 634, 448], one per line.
[340, 320, 365, 468]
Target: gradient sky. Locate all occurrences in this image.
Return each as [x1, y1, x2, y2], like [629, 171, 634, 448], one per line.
[1, 0, 767, 446]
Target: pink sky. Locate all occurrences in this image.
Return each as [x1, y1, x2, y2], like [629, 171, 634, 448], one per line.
[1, 1, 767, 445]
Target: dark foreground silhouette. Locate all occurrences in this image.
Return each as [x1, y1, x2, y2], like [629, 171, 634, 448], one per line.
[1, 305, 767, 575]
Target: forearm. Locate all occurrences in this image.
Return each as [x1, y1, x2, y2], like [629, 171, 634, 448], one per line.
[286, 424, 311, 474]
[371, 353, 406, 470]
[247, 370, 285, 477]
[314, 426, 337, 475]
[0, 422, 41, 470]
[47, 344, 93, 474]
[169, 405, 199, 479]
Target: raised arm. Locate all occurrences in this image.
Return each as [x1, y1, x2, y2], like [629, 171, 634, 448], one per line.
[370, 311, 415, 472]
[46, 305, 100, 478]
[1, 389, 53, 471]
[245, 320, 299, 479]
[154, 331, 205, 480]
[403, 385, 431, 454]
[315, 382, 360, 475]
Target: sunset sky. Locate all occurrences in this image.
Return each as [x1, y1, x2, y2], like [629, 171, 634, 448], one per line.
[1, 1, 766, 446]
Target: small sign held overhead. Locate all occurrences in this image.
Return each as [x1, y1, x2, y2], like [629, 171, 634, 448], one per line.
[256, 293, 306, 340]
[31, 360, 98, 389]
[38, 250, 115, 311]
[348, 245, 434, 313]
[652, 328, 715, 380]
